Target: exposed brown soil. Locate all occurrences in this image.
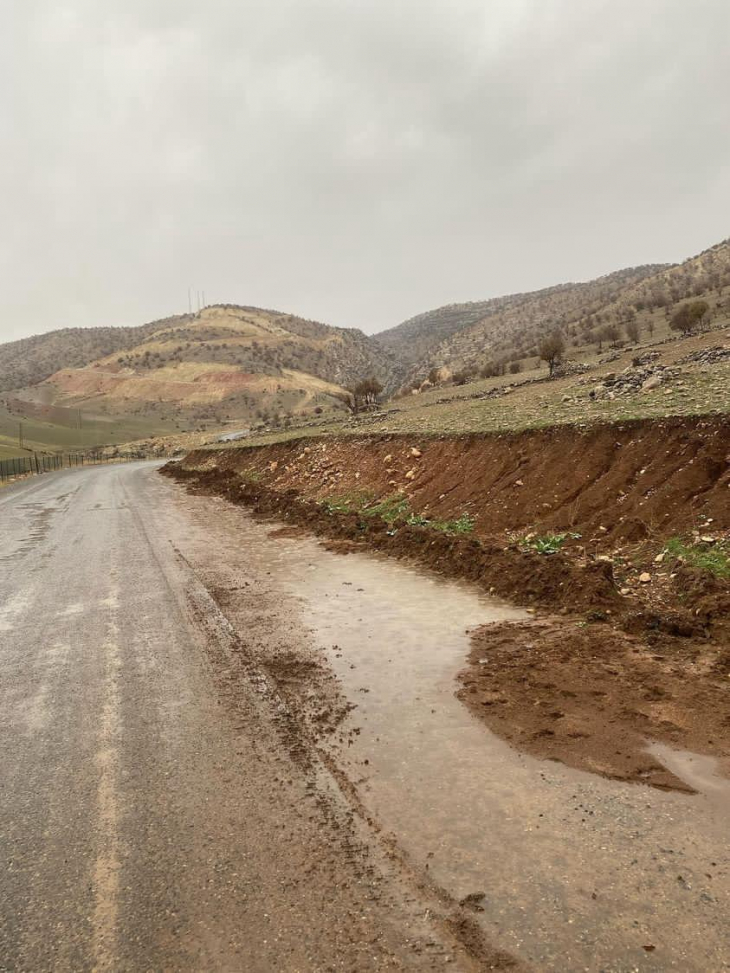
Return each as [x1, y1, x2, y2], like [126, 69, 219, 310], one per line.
[164, 415, 730, 792]
[164, 466, 621, 613]
[179, 415, 730, 547]
[459, 617, 730, 791]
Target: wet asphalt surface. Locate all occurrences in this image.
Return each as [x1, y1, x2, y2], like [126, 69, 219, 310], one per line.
[0, 464, 262, 970]
[0, 464, 459, 973]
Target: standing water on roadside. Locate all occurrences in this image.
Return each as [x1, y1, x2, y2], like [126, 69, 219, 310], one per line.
[223, 513, 730, 972]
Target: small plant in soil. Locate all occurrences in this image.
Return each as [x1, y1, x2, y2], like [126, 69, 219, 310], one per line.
[520, 531, 581, 555]
[358, 497, 476, 535]
[407, 512, 476, 534]
[664, 537, 730, 579]
[431, 514, 476, 535]
[363, 495, 411, 525]
[321, 497, 355, 515]
[320, 490, 373, 516]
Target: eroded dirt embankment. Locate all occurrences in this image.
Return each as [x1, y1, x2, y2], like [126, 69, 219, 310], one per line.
[180, 416, 730, 546]
[165, 415, 730, 789]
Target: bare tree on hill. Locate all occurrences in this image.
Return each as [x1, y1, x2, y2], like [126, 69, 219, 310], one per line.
[354, 376, 383, 410]
[620, 307, 639, 342]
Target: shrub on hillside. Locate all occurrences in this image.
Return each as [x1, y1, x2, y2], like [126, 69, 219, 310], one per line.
[670, 300, 709, 334]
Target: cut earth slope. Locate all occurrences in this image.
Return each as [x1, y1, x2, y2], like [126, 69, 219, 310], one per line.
[165, 415, 730, 790]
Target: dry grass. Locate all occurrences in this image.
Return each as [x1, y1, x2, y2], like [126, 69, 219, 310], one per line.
[221, 323, 730, 450]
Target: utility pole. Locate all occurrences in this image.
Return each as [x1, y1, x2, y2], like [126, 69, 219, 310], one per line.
[18, 422, 23, 450]
[188, 287, 192, 313]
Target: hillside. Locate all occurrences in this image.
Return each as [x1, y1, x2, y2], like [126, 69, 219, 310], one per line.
[1, 305, 397, 449]
[375, 265, 671, 385]
[3, 235, 729, 458]
[0, 316, 190, 394]
[375, 238, 730, 388]
[375, 299, 509, 366]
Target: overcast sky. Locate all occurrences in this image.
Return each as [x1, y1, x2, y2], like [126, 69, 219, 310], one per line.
[1, 0, 728, 342]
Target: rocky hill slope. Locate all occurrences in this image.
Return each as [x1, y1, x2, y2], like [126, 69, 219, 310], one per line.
[375, 237, 730, 388]
[374, 267, 668, 371]
[375, 299, 509, 367]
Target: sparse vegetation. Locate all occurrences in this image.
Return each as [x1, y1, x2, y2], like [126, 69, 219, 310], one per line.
[319, 493, 475, 536]
[362, 495, 410, 524]
[664, 537, 730, 578]
[431, 513, 476, 534]
[538, 332, 565, 377]
[520, 532, 581, 555]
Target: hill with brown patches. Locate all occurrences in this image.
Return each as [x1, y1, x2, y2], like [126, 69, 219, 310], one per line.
[2, 305, 397, 440]
[0, 315, 187, 394]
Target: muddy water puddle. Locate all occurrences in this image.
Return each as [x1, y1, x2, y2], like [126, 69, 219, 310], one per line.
[213, 511, 730, 972]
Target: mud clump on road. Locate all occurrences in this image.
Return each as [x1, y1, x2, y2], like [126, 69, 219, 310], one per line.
[163, 415, 730, 791]
[459, 617, 730, 790]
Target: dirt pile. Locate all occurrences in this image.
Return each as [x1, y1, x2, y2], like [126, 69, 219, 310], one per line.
[458, 616, 730, 790]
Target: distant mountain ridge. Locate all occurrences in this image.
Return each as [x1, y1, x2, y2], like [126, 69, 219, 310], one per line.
[2, 236, 729, 438]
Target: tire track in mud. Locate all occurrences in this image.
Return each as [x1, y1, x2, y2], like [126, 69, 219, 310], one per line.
[91, 577, 123, 972]
[149, 536, 523, 972]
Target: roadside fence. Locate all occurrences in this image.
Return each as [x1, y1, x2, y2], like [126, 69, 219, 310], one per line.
[0, 451, 171, 485]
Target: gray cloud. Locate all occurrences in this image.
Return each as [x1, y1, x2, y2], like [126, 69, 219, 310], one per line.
[1, 0, 728, 341]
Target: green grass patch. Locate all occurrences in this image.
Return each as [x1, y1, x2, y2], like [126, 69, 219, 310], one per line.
[363, 498, 476, 534]
[520, 531, 581, 555]
[320, 490, 374, 516]
[406, 511, 476, 534]
[362, 494, 411, 525]
[319, 492, 476, 536]
[321, 496, 356, 515]
[430, 513, 476, 535]
[664, 537, 730, 579]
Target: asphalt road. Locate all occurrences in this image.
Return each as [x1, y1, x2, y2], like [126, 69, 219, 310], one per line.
[0, 464, 460, 973]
